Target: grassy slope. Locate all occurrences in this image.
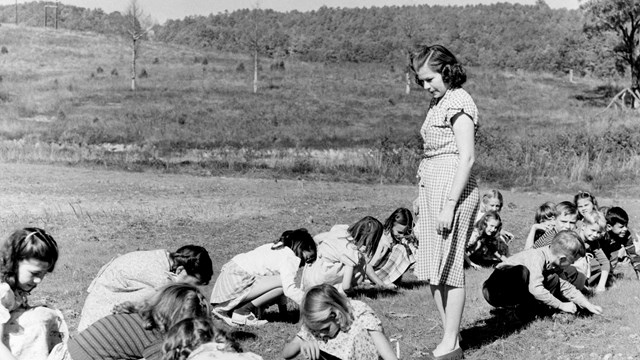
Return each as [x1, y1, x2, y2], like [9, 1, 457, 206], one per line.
[1, 24, 640, 194]
[2, 163, 639, 360]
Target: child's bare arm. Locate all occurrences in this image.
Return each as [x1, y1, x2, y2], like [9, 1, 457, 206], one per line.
[341, 265, 355, 295]
[368, 330, 398, 360]
[524, 224, 545, 250]
[365, 264, 396, 289]
[0, 324, 18, 360]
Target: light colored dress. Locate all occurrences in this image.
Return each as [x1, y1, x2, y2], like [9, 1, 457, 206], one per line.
[77, 249, 173, 331]
[210, 244, 305, 312]
[187, 342, 263, 360]
[0, 282, 68, 360]
[297, 300, 382, 360]
[302, 225, 364, 290]
[414, 87, 480, 288]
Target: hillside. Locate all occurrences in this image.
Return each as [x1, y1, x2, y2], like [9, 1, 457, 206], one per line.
[0, 1, 620, 76]
[0, 24, 638, 194]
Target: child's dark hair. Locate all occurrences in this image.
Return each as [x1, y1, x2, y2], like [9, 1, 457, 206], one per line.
[383, 208, 413, 242]
[605, 206, 629, 227]
[475, 211, 502, 237]
[348, 216, 383, 258]
[169, 245, 213, 285]
[0, 227, 58, 290]
[573, 191, 598, 209]
[162, 317, 240, 360]
[409, 44, 467, 88]
[138, 283, 210, 333]
[535, 201, 557, 224]
[555, 201, 578, 217]
[550, 230, 585, 262]
[301, 284, 354, 338]
[272, 228, 317, 266]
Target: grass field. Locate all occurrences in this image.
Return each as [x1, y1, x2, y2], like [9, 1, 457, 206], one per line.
[2, 162, 639, 360]
[1, 24, 640, 194]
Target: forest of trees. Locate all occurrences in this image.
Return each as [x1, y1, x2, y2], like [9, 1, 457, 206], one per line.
[0, 1, 622, 77]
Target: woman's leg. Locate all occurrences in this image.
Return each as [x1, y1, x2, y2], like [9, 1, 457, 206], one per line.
[429, 284, 446, 332]
[432, 285, 465, 356]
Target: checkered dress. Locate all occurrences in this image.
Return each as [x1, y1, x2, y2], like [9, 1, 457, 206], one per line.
[414, 88, 480, 288]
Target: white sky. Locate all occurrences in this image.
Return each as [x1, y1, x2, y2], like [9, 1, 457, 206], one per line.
[3, 0, 580, 23]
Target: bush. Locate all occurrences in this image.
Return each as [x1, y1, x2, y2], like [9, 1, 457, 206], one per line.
[236, 62, 245, 72]
[139, 68, 148, 78]
[96, 66, 104, 74]
[0, 46, 7, 54]
[111, 68, 118, 76]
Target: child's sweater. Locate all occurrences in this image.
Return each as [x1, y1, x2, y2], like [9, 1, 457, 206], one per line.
[497, 247, 590, 310]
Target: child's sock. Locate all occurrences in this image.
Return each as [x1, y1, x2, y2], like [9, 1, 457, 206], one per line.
[235, 301, 258, 316]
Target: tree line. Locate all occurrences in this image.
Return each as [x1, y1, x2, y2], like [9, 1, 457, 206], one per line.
[0, 1, 624, 78]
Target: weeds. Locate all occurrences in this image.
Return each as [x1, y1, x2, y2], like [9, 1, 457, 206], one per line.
[0, 25, 638, 195]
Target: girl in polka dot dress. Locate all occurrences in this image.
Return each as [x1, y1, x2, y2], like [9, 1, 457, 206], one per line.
[283, 284, 397, 360]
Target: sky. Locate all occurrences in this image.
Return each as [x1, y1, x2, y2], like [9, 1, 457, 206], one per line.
[3, 0, 581, 23]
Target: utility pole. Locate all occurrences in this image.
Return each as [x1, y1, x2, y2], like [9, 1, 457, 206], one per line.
[15, 0, 18, 25]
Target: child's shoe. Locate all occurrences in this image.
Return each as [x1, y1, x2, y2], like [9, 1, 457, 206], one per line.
[231, 312, 268, 326]
[211, 308, 236, 327]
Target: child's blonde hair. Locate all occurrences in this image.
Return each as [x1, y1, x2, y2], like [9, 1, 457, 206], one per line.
[348, 216, 383, 258]
[550, 230, 585, 262]
[0, 228, 58, 291]
[481, 190, 504, 212]
[534, 201, 556, 224]
[301, 284, 354, 338]
[555, 201, 578, 217]
[581, 209, 606, 232]
[137, 283, 210, 333]
[162, 317, 239, 360]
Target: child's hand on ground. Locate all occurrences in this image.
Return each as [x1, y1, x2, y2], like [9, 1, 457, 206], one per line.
[412, 197, 420, 215]
[299, 340, 321, 360]
[584, 303, 603, 315]
[558, 302, 577, 313]
[382, 283, 397, 290]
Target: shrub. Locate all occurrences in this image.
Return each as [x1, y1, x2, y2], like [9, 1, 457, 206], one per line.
[96, 66, 104, 74]
[111, 68, 118, 76]
[202, 58, 208, 65]
[0, 46, 7, 54]
[153, 57, 160, 64]
[236, 62, 245, 72]
[139, 68, 148, 78]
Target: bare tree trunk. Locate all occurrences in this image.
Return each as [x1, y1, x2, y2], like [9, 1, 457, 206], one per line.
[253, 50, 258, 94]
[405, 72, 410, 95]
[131, 39, 137, 91]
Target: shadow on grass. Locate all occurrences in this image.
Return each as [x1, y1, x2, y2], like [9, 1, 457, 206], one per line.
[347, 286, 400, 299]
[396, 279, 430, 290]
[228, 329, 259, 342]
[261, 308, 300, 324]
[573, 85, 621, 107]
[462, 307, 599, 350]
[461, 307, 537, 350]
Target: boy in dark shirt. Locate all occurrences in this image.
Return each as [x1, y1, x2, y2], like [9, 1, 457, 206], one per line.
[601, 207, 640, 280]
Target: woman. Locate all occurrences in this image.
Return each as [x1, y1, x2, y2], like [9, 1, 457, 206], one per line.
[410, 45, 479, 360]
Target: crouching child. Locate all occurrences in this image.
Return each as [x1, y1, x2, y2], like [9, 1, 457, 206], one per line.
[482, 230, 603, 315]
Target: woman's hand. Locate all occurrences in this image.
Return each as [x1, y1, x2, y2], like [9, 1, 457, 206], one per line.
[413, 197, 420, 216]
[436, 202, 455, 234]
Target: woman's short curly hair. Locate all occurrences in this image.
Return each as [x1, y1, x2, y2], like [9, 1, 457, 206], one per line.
[409, 44, 467, 88]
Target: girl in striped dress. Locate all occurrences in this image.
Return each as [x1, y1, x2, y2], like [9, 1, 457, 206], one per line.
[67, 283, 211, 360]
[410, 44, 479, 360]
[210, 229, 316, 326]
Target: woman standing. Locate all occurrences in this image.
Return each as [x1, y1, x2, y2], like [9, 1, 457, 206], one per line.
[410, 45, 479, 360]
